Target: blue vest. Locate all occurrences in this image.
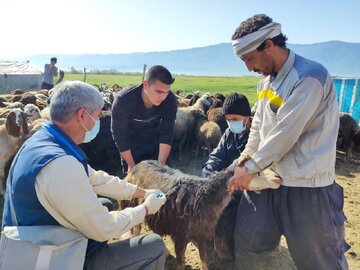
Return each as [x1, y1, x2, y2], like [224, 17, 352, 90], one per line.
[2, 122, 105, 256]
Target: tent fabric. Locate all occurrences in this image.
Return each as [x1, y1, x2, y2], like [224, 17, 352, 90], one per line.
[0, 61, 43, 93]
[333, 78, 360, 123]
[0, 61, 42, 75]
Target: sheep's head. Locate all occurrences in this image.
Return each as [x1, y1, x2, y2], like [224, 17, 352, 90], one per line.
[35, 93, 49, 103]
[5, 108, 29, 137]
[8, 101, 24, 110]
[24, 104, 41, 120]
[200, 93, 212, 105]
[214, 93, 225, 103]
[190, 109, 207, 121]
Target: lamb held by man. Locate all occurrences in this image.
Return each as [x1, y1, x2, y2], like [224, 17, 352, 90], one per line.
[124, 160, 281, 270]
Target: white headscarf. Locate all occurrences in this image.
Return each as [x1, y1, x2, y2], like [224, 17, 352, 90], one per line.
[232, 22, 282, 58]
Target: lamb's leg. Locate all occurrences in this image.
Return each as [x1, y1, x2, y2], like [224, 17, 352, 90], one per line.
[173, 237, 187, 270]
[132, 223, 141, 236]
[197, 239, 209, 270]
[349, 140, 354, 159]
[179, 136, 186, 160]
[179, 144, 182, 160]
[343, 133, 352, 159]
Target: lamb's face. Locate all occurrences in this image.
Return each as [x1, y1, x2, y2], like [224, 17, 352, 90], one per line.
[24, 105, 40, 119]
[200, 94, 213, 107]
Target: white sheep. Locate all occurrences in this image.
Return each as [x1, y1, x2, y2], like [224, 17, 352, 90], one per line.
[35, 93, 49, 103]
[8, 101, 24, 110]
[40, 107, 51, 120]
[24, 104, 41, 122]
[190, 92, 212, 113]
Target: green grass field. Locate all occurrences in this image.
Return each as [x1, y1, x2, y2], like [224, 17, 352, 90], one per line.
[64, 73, 260, 105]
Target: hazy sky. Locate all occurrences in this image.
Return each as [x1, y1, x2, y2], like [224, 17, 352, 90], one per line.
[1, 0, 359, 58]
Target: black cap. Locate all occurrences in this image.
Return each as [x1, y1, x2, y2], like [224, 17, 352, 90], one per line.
[223, 93, 251, 116]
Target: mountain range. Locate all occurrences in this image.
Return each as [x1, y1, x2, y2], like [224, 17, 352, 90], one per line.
[24, 41, 360, 77]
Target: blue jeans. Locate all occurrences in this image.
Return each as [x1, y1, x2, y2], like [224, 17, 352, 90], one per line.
[233, 182, 349, 270]
[41, 82, 53, 90]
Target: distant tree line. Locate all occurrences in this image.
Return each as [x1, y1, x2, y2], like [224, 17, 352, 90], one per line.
[68, 66, 142, 75]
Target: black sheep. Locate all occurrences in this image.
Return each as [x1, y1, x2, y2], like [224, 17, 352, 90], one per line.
[338, 112, 360, 158]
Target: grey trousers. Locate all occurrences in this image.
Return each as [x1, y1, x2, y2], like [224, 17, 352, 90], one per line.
[84, 234, 166, 270]
[233, 182, 349, 270]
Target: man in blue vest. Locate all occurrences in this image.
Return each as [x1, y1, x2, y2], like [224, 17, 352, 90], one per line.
[2, 81, 167, 270]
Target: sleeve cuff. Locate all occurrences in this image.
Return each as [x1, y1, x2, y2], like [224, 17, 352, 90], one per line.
[159, 138, 173, 145]
[244, 158, 262, 174]
[127, 184, 138, 200]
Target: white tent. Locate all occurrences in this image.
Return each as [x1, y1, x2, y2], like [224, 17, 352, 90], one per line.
[0, 61, 43, 94]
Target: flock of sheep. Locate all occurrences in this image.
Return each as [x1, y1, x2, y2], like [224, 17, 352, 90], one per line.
[0, 83, 360, 269]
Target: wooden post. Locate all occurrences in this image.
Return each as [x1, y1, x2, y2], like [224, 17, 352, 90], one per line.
[142, 64, 147, 82]
[83, 67, 87, 82]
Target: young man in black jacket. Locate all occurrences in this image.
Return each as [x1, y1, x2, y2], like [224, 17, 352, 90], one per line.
[111, 65, 177, 177]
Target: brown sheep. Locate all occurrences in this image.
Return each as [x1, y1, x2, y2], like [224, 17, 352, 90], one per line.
[207, 107, 227, 134]
[177, 98, 190, 107]
[213, 93, 225, 104]
[124, 160, 281, 270]
[193, 110, 222, 156]
[0, 108, 29, 195]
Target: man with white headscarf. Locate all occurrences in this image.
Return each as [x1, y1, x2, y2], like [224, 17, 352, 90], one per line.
[227, 14, 349, 270]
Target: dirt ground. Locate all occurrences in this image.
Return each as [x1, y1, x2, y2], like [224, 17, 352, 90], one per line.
[155, 149, 360, 270]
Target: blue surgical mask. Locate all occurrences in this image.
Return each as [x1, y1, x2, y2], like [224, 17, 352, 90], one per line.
[227, 120, 246, 134]
[82, 111, 100, 143]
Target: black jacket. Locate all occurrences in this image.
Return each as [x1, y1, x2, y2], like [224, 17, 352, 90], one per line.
[204, 128, 249, 171]
[111, 84, 177, 156]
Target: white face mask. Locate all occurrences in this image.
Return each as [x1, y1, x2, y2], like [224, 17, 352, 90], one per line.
[81, 111, 100, 143]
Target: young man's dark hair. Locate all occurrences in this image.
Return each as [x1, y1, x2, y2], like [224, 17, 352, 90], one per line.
[145, 65, 175, 85]
[232, 13, 287, 50]
[50, 57, 57, 63]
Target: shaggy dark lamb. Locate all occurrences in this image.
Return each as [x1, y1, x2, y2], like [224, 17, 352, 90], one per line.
[124, 160, 280, 270]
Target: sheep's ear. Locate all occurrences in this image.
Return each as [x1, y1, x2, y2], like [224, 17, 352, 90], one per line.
[5, 112, 20, 137]
[21, 112, 29, 136]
